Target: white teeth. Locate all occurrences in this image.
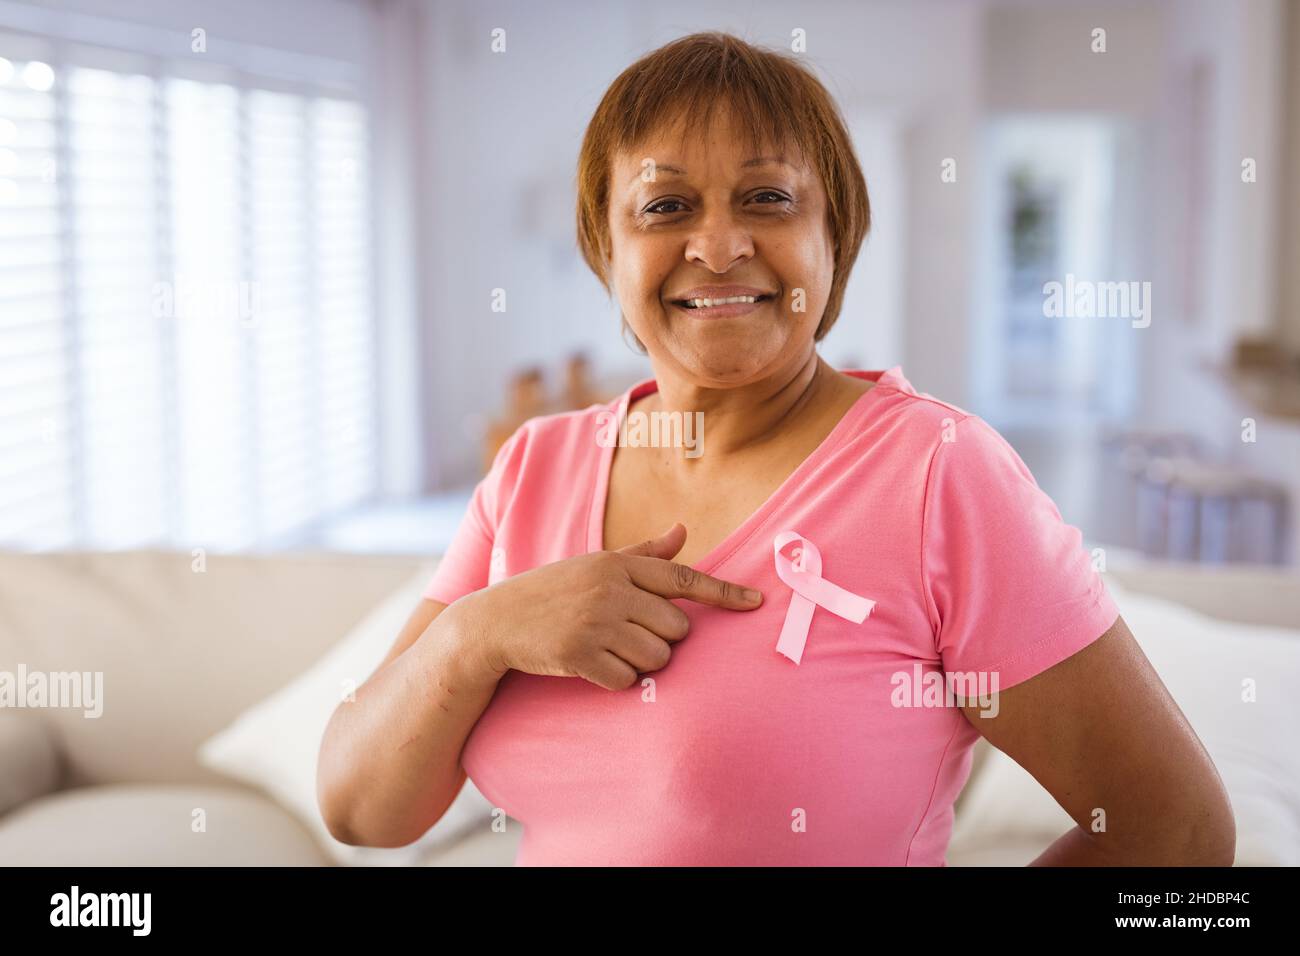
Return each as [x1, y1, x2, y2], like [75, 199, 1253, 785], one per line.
[684, 295, 762, 308]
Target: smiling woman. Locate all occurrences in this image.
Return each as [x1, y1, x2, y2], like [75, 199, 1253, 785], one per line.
[317, 31, 1235, 868]
[576, 31, 869, 356]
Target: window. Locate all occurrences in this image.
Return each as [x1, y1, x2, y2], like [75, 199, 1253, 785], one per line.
[0, 51, 377, 551]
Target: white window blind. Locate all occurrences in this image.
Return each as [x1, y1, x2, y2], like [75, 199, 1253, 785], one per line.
[72, 68, 168, 547]
[0, 52, 377, 551]
[0, 55, 68, 546]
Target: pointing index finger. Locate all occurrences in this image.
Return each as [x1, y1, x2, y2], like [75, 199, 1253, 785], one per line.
[621, 554, 763, 609]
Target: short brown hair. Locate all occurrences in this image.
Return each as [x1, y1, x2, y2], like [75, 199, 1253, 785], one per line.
[576, 31, 871, 346]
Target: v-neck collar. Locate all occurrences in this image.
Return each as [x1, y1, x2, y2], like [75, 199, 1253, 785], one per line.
[585, 367, 905, 574]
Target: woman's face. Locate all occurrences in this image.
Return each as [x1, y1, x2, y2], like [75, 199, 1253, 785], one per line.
[606, 106, 834, 388]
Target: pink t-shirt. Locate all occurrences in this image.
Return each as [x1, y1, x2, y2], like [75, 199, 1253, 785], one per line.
[423, 366, 1119, 865]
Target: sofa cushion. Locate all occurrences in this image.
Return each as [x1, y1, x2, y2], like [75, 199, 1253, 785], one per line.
[0, 714, 62, 818]
[0, 549, 426, 787]
[0, 784, 331, 865]
[198, 562, 498, 866]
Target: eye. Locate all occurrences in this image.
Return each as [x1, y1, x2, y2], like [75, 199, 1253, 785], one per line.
[645, 198, 687, 215]
[751, 189, 791, 205]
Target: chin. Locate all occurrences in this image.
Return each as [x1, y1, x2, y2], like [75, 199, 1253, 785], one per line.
[674, 351, 773, 385]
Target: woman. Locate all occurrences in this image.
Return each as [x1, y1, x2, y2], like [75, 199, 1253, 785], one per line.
[318, 32, 1234, 866]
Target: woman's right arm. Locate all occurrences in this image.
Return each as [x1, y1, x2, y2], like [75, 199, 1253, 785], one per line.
[316, 595, 503, 848]
[316, 523, 765, 849]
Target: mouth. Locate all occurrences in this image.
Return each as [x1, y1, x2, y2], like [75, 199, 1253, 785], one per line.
[668, 293, 777, 318]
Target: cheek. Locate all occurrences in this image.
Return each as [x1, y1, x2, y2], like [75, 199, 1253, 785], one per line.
[631, 248, 679, 301]
[797, 223, 834, 273]
[771, 229, 833, 298]
[612, 237, 663, 293]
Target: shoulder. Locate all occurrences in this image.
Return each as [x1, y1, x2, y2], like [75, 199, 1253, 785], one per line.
[855, 377, 978, 457]
[483, 399, 615, 487]
[499, 400, 614, 458]
[854, 381, 1032, 488]
[863, 372, 967, 428]
[918, 412, 1045, 516]
[471, 401, 612, 529]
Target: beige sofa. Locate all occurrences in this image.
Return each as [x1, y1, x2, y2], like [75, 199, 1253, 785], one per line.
[1, 549, 1296, 866]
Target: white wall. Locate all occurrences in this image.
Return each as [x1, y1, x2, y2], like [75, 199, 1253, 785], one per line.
[896, 0, 983, 405]
[369, 0, 424, 498]
[984, 1, 1165, 114]
[1276, 0, 1300, 356]
[1141, 0, 1286, 391]
[828, 112, 906, 372]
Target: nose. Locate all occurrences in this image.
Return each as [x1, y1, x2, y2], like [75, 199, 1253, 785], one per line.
[683, 205, 755, 273]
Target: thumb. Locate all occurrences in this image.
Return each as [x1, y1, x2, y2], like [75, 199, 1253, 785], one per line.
[616, 522, 686, 559]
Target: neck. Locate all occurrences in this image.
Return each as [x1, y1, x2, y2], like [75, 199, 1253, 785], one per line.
[637, 351, 840, 464]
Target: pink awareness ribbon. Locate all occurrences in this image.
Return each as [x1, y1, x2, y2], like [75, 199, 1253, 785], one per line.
[772, 531, 875, 665]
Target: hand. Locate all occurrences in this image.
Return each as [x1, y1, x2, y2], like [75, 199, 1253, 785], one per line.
[452, 523, 763, 691]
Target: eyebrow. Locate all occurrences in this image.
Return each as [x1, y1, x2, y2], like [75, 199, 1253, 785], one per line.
[626, 156, 792, 186]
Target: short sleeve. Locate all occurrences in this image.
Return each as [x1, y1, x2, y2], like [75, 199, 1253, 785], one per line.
[421, 424, 528, 606]
[922, 414, 1119, 691]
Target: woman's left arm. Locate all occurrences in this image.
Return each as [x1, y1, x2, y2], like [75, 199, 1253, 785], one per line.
[959, 614, 1237, 866]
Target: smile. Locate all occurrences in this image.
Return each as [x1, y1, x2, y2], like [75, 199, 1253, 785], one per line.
[670, 294, 775, 317]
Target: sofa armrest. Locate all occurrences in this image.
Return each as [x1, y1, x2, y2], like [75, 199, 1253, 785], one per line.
[0, 714, 62, 818]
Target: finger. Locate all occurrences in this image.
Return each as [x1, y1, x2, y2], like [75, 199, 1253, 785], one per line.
[615, 522, 686, 560]
[607, 622, 674, 674]
[622, 554, 763, 610]
[623, 589, 692, 642]
[582, 649, 641, 691]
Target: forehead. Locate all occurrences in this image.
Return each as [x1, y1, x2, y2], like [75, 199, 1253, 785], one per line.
[612, 106, 809, 180]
